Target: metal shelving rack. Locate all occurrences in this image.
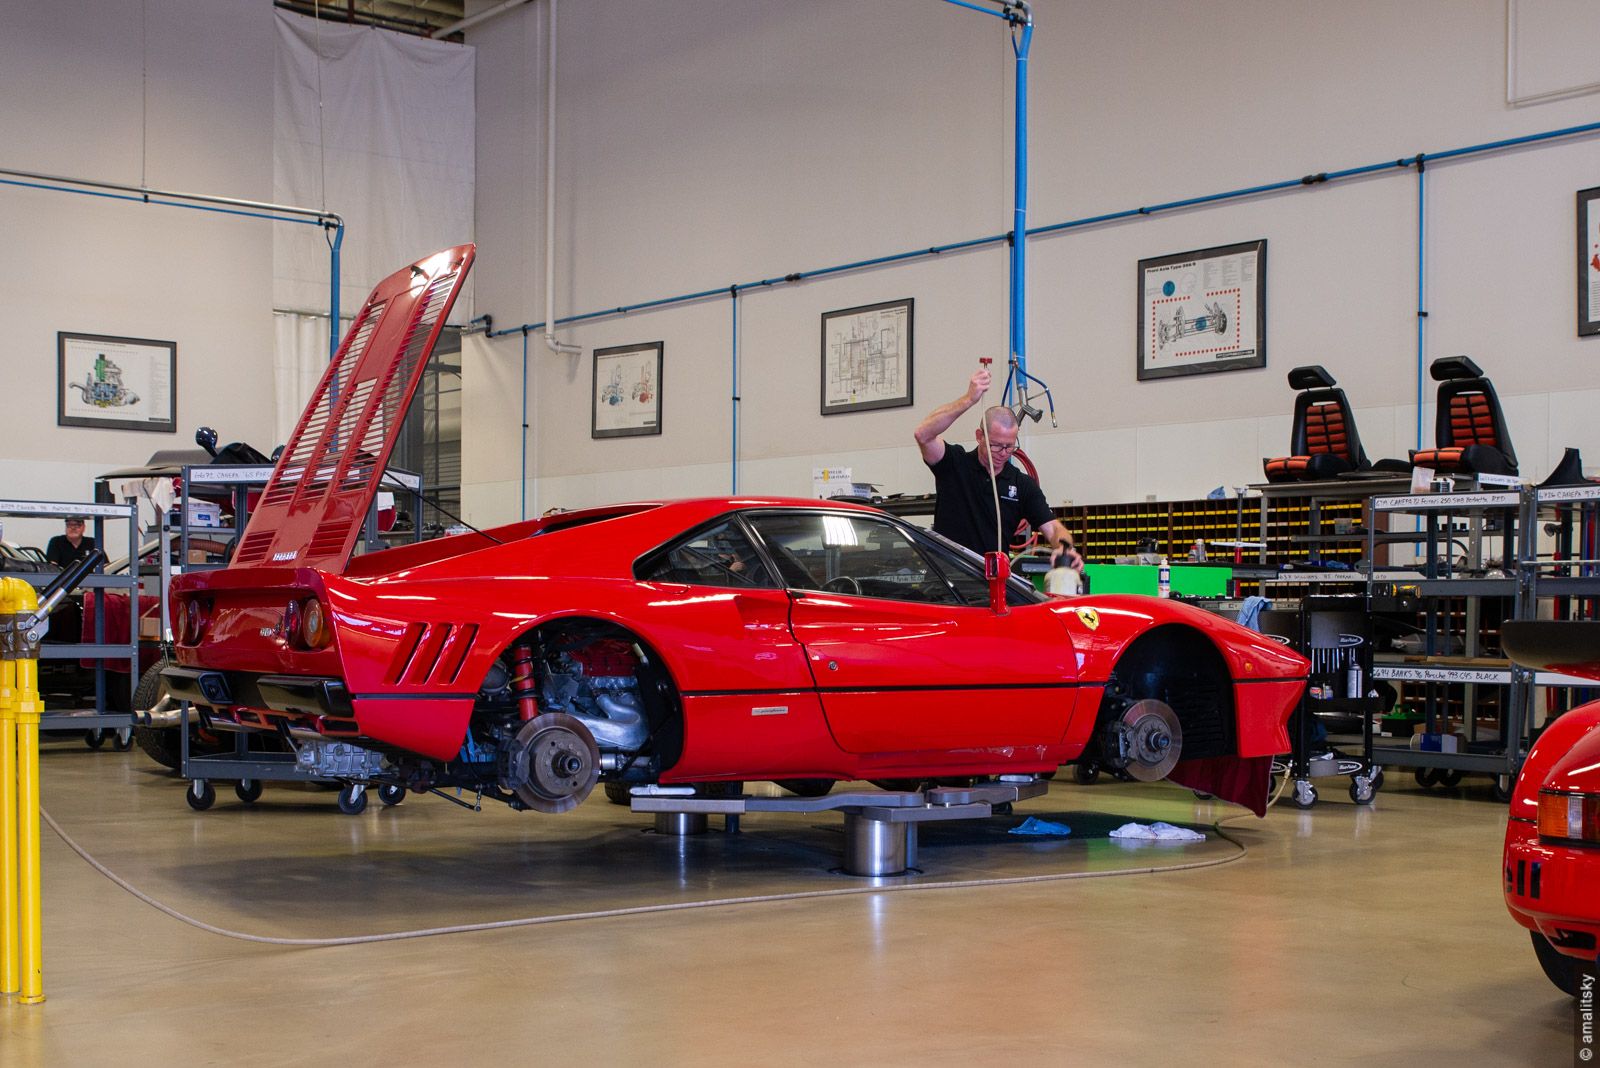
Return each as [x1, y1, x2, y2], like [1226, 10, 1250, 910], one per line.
[1366, 488, 1529, 794]
[0, 498, 139, 742]
[1524, 482, 1600, 717]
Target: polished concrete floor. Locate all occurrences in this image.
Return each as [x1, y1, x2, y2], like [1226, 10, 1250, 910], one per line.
[0, 741, 1576, 1066]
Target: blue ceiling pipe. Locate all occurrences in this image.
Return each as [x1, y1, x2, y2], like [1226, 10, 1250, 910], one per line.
[0, 166, 344, 359]
[942, 0, 1033, 403]
[327, 218, 344, 359]
[487, 118, 1600, 499]
[731, 285, 741, 494]
[522, 327, 531, 519]
[491, 118, 1600, 346]
[1415, 158, 1427, 450]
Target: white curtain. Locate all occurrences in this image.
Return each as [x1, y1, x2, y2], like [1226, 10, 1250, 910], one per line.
[272, 312, 343, 450]
[273, 11, 475, 320]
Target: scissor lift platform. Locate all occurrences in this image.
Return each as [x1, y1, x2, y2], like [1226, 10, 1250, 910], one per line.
[629, 778, 1050, 876]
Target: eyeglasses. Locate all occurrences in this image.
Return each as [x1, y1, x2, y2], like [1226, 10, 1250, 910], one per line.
[986, 441, 1018, 454]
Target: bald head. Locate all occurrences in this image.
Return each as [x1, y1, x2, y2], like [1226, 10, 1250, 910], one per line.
[982, 406, 1019, 435]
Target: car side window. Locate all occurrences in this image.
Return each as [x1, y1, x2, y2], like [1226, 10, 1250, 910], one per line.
[913, 527, 1046, 607]
[637, 520, 776, 589]
[745, 513, 961, 605]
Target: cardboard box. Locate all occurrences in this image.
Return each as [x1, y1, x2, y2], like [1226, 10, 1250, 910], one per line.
[183, 500, 222, 528]
[1409, 728, 1464, 753]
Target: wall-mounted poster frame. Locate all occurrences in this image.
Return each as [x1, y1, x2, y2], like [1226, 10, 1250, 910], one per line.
[820, 298, 914, 415]
[1577, 186, 1600, 336]
[1137, 239, 1266, 381]
[592, 341, 663, 439]
[57, 332, 177, 433]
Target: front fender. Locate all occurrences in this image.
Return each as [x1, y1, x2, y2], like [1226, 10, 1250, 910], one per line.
[1048, 596, 1306, 684]
[1049, 595, 1304, 766]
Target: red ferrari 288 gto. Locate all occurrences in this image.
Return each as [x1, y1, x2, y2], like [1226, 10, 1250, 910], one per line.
[165, 245, 1305, 818]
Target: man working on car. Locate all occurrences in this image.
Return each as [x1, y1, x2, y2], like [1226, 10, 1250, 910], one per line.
[914, 367, 1082, 570]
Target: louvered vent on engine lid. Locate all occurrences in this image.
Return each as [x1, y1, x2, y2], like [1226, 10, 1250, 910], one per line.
[231, 244, 475, 572]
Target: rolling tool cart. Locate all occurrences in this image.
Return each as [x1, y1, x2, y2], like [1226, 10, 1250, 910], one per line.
[1257, 595, 1382, 807]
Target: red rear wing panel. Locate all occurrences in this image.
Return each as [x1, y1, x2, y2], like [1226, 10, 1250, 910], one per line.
[232, 244, 475, 573]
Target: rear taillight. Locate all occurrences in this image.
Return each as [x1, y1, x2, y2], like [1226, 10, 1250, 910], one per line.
[1538, 791, 1600, 844]
[181, 599, 205, 644]
[300, 598, 333, 649]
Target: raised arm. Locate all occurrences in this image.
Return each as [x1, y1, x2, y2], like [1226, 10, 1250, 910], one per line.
[914, 368, 991, 465]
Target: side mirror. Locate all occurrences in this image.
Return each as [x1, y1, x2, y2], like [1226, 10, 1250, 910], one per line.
[984, 551, 1011, 616]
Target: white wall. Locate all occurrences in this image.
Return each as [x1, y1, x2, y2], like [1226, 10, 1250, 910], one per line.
[0, 0, 276, 546]
[466, 0, 1600, 524]
[5, 1, 1597, 547]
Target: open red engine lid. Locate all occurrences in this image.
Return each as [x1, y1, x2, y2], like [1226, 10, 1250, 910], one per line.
[230, 244, 475, 573]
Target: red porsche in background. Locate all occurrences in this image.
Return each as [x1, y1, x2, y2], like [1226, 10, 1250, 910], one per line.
[1501, 620, 1600, 997]
[164, 245, 1305, 818]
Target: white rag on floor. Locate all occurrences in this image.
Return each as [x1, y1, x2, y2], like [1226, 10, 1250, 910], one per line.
[1108, 821, 1205, 842]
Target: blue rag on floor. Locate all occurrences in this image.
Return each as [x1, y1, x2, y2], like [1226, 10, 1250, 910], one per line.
[1008, 816, 1072, 837]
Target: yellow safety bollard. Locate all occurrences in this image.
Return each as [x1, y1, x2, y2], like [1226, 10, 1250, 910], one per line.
[0, 578, 18, 998]
[0, 576, 45, 1004]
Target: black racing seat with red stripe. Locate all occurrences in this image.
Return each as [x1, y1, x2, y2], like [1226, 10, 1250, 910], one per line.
[1263, 365, 1370, 482]
[1410, 356, 1518, 477]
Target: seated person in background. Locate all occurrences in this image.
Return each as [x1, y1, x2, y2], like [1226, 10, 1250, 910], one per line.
[45, 517, 96, 569]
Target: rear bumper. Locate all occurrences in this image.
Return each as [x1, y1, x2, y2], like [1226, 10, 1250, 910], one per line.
[1504, 818, 1600, 958]
[159, 665, 473, 761]
[162, 665, 354, 719]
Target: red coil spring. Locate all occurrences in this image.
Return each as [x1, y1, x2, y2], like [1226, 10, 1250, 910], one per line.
[510, 643, 540, 721]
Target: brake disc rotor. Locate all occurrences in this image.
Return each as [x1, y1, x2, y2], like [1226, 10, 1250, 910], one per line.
[1115, 699, 1183, 782]
[504, 712, 600, 814]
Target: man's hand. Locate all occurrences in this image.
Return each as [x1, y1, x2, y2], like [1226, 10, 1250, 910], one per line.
[915, 366, 997, 464]
[1049, 544, 1085, 572]
[967, 368, 991, 404]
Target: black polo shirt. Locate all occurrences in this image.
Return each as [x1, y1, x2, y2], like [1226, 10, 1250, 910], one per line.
[926, 442, 1054, 556]
[45, 535, 97, 570]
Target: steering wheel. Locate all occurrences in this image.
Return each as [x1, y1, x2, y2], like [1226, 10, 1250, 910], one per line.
[821, 575, 862, 595]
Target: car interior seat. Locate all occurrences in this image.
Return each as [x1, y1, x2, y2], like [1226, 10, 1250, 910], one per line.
[1409, 356, 1518, 477]
[1263, 365, 1370, 482]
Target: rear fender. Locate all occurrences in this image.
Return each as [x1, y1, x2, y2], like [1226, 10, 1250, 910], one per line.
[1509, 700, 1600, 822]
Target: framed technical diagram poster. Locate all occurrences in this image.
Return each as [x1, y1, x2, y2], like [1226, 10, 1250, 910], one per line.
[1577, 186, 1600, 336]
[57, 332, 177, 433]
[1137, 240, 1266, 381]
[820, 298, 914, 415]
[592, 341, 663, 439]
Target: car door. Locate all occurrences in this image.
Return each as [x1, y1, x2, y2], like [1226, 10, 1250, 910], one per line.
[744, 510, 1080, 757]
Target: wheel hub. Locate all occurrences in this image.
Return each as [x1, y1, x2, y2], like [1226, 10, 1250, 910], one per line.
[503, 712, 600, 814]
[1108, 699, 1183, 782]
